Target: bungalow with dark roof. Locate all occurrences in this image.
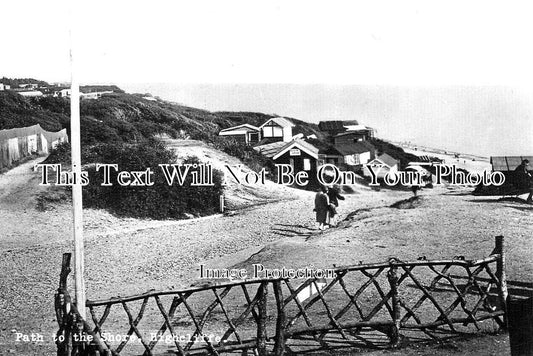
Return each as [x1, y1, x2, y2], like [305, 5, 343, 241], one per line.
[318, 120, 358, 135]
[319, 141, 375, 171]
[318, 120, 375, 142]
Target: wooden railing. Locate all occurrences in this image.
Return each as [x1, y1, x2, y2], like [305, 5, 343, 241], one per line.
[56, 236, 508, 355]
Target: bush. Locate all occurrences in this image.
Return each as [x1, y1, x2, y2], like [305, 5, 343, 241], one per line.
[212, 137, 278, 182]
[82, 140, 224, 219]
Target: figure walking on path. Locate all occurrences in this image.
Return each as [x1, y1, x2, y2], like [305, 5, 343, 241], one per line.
[314, 185, 330, 230]
[514, 159, 533, 203]
[327, 185, 344, 227]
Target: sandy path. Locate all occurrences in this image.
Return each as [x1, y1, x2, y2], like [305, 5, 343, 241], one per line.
[0, 165, 531, 355]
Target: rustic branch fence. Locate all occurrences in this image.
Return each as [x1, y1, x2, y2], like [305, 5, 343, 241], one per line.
[55, 236, 508, 355]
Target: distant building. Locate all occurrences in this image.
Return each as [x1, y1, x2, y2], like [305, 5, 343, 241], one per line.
[318, 120, 359, 136]
[259, 117, 295, 142]
[333, 129, 374, 144]
[218, 124, 261, 145]
[54, 89, 72, 98]
[363, 153, 399, 178]
[18, 90, 44, 97]
[19, 83, 39, 90]
[0, 83, 10, 91]
[318, 120, 374, 142]
[80, 91, 114, 100]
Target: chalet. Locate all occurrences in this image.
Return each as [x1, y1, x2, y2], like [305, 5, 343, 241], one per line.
[81, 90, 115, 100]
[318, 120, 359, 136]
[259, 117, 294, 142]
[272, 140, 320, 186]
[363, 153, 399, 179]
[54, 89, 72, 98]
[319, 120, 375, 142]
[324, 141, 375, 171]
[333, 128, 374, 145]
[218, 124, 261, 145]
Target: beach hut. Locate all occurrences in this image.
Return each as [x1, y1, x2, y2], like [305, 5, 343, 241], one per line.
[272, 140, 320, 186]
[218, 124, 261, 145]
[363, 153, 399, 178]
[259, 117, 295, 142]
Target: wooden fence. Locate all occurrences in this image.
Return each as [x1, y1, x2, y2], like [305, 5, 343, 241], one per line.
[55, 236, 508, 355]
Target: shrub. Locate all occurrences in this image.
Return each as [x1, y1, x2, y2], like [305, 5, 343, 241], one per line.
[212, 137, 278, 182]
[82, 139, 224, 219]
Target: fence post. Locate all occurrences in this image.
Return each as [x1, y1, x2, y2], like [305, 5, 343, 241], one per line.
[495, 235, 508, 329]
[257, 282, 268, 356]
[273, 280, 286, 356]
[219, 195, 225, 213]
[387, 262, 401, 347]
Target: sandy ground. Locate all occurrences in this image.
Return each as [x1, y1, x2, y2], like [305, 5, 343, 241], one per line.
[0, 153, 532, 355]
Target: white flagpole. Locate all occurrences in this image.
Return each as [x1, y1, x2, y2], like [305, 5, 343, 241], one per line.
[69, 0, 86, 319]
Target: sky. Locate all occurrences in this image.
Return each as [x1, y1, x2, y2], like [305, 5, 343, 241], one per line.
[2, 0, 533, 156]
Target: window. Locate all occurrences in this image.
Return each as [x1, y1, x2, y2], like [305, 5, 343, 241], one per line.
[303, 158, 311, 171]
[290, 149, 301, 156]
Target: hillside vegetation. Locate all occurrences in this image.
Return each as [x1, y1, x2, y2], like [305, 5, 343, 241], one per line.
[0, 91, 324, 145]
[1, 84, 420, 217]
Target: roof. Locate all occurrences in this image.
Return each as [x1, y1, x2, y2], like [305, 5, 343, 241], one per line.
[253, 141, 288, 158]
[333, 141, 375, 156]
[259, 117, 294, 128]
[272, 140, 319, 160]
[342, 125, 372, 132]
[370, 153, 398, 167]
[491, 156, 533, 172]
[219, 124, 260, 134]
[318, 120, 358, 131]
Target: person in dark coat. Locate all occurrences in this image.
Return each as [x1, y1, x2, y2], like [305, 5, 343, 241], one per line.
[327, 185, 344, 226]
[514, 159, 532, 203]
[314, 185, 330, 230]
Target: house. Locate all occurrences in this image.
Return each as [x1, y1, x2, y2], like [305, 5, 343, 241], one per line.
[259, 117, 294, 142]
[363, 153, 399, 179]
[318, 120, 359, 136]
[333, 128, 374, 144]
[218, 124, 261, 145]
[323, 141, 375, 170]
[0, 83, 9, 91]
[272, 140, 320, 186]
[319, 120, 375, 142]
[18, 83, 39, 89]
[54, 89, 72, 98]
[18, 90, 44, 97]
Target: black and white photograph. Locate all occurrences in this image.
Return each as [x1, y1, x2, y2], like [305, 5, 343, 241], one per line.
[1, 1, 532, 355]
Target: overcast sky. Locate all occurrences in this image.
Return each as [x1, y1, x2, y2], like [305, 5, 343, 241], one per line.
[2, 1, 533, 156]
